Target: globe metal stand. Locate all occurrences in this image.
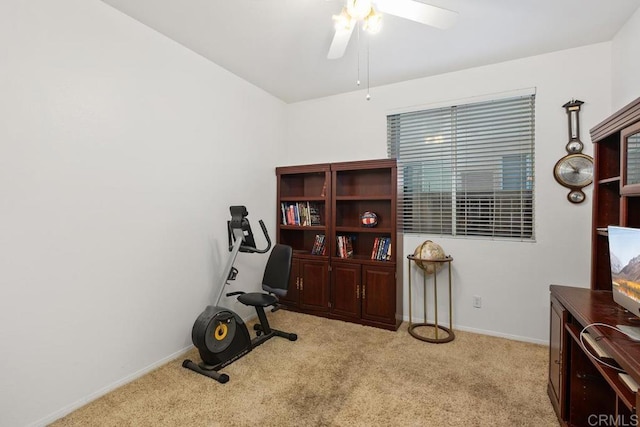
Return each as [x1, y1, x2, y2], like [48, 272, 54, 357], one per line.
[407, 255, 454, 343]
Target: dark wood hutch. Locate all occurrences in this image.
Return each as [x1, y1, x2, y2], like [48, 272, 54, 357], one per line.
[549, 97, 640, 425]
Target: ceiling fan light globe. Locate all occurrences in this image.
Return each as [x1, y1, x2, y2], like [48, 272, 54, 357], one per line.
[347, 0, 372, 21]
[364, 9, 382, 33]
[333, 9, 353, 31]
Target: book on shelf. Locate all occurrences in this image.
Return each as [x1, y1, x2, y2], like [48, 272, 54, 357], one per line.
[371, 237, 392, 261]
[311, 234, 326, 255]
[308, 202, 322, 226]
[301, 202, 309, 226]
[336, 235, 355, 259]
[280, 201, 323, 226]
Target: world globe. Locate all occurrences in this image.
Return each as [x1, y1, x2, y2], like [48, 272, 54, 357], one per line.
[413, 240, 446, 275]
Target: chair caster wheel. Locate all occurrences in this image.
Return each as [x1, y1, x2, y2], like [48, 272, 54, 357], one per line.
[256, 330, 263, 337]
[253, 324, 263, 331]
[288, 333, 297, 341]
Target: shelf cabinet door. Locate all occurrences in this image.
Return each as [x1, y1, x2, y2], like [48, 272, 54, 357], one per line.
[548, 295, 567, 421]
[299, 259, 329, 312]
[279, 258, 300, 307]
[361, 265, 396, 325]
[622, 122, 640, 195]
[330, 262, 361, 320]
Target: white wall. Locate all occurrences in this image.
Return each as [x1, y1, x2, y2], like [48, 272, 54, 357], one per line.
[2, 0, 634, 423]
[0, 1, 285, 426]
[612, 6, 640, 110]
[284, 43, 613, 344]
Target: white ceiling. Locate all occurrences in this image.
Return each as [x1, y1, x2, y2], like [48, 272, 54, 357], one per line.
[99, 0, 640, 103]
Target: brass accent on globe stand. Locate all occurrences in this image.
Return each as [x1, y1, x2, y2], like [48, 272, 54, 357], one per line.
[407, 255, 454, 343]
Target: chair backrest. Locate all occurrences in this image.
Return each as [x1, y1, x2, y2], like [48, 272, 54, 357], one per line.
[261, 244, 293, 297]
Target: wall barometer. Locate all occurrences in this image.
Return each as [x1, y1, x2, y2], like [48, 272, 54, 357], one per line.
[553, 99, 594, 204]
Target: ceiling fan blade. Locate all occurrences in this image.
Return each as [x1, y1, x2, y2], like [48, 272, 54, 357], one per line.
[375, 0, 458, 30]
[327, 25, 355, 59]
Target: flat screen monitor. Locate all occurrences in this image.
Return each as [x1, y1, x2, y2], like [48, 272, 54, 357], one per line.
[608, 225, 640, 340]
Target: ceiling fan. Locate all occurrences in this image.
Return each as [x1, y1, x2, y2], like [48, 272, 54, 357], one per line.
[327, 0, 458, 59]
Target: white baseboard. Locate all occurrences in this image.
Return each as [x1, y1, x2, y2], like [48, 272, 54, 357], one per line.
[401, 316, 548, 345]
[452, 324, 548, 345]
[29, 345, 194, 427]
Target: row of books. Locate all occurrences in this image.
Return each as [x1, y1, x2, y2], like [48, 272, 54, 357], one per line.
[311, 234, 327, 255]
[371, 237, 392, 261]
[307, 234, 391, 261]
[280, 202, 322, 226]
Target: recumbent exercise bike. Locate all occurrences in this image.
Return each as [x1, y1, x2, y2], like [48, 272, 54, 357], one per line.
[183, 206, 297, 383]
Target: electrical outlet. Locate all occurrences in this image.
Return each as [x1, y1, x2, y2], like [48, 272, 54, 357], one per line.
[473, 295, 482, 308]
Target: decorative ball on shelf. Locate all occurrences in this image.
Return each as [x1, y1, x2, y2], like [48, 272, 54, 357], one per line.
[413, 240, 446, 275]
[360, 211, 378, 227]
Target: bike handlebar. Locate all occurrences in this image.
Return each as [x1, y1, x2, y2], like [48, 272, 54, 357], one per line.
[240, 219, 271, 254]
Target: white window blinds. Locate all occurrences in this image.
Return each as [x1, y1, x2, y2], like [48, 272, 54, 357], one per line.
[387, 94, 535, 240]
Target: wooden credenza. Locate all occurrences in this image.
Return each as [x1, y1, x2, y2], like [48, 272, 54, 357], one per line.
[549, 285, 640, 426]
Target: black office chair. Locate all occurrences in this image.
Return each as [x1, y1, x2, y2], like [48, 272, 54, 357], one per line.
[231, 244, 297, 344]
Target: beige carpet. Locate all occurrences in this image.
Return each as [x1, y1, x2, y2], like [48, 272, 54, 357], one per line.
[52, 310, 558, 426]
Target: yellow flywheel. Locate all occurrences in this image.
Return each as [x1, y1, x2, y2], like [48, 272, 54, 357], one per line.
[214, 322, 228, 341]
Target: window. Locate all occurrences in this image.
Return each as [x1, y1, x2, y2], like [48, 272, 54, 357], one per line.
[387, 94, 535, 240]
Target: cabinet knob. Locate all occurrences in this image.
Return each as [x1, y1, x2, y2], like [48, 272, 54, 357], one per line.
[296, 277, 300, 290]
[300, 278, 303, 291]
[356, 285, 360, 299]
[362, 285, 366, 299]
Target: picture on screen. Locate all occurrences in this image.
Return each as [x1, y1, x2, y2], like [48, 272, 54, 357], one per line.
[610, 227, 640, 304]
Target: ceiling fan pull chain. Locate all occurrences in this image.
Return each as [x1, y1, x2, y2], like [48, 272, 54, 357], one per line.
[366, 35, 371, 100]
[356, 23, 361, 86]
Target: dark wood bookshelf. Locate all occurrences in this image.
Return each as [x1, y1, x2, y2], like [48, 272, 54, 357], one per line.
[590, 97, 640, 290]
[275, 159, 402, 330]
[590, 98, 640, 290]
